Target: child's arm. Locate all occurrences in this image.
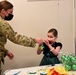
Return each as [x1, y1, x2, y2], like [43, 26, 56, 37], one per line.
[43, 39, 61, 55]
[48, 45, 61, 55]
[37, 45, 43, 55]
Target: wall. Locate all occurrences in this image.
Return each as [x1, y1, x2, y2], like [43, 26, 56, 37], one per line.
[74, 0, 76, 54]
[1, 0, 74, 74]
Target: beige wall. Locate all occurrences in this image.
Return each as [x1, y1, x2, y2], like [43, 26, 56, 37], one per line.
[75, 0, 76, 54]
[2, 0, 75, 73]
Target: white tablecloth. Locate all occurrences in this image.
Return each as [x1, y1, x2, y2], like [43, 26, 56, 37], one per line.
[3, 64, 76, 75]
[4, 65, 51, 75]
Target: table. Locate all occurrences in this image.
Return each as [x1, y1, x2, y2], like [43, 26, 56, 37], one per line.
[3, 64, 76, 75]
[4, 65, 50, 75]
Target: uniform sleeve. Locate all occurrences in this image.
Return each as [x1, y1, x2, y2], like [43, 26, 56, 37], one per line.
[1, 21, 36, 47]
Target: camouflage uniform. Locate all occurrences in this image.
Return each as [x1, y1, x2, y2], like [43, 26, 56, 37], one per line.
[0, 16, 36, 74]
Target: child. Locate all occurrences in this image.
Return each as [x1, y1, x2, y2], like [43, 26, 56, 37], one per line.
[37, 28, 62, 66]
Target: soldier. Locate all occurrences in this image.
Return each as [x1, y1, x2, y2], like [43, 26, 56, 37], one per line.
[0, 0, 43, 74]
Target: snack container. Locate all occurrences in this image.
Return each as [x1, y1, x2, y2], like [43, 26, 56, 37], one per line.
[40, 71, 47, 75]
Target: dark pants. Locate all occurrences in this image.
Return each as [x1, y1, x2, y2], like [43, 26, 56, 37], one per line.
[0, 57, 2, 75]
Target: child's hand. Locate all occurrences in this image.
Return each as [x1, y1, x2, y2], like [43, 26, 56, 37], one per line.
[36, 38, 43, 45]
[7, 51, 14, 60]
[44, 38, 54, 45]
[43, 38, 49, 46]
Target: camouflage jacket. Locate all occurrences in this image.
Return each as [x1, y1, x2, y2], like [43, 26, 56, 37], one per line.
[0, 16, 36, 63]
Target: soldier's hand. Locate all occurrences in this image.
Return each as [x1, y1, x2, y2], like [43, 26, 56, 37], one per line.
[7, 51, 14, 60]
[35, 38, 43, 45]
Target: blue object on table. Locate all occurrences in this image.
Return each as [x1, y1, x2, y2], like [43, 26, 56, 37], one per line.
[13, 71, 21, 75]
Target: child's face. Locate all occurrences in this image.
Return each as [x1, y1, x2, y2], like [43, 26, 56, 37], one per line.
[47, 32, 57, 44]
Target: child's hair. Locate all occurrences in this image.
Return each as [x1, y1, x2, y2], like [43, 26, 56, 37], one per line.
[48, 28, 58, 37]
